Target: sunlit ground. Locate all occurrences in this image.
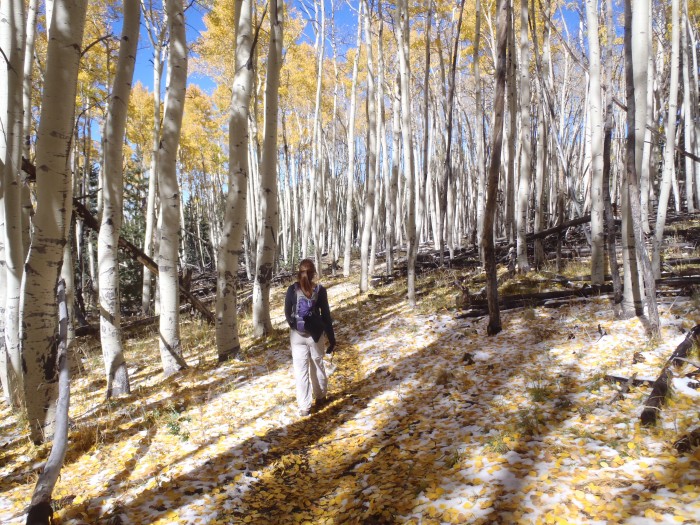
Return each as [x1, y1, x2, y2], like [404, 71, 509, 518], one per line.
[1, 260, 699, 525]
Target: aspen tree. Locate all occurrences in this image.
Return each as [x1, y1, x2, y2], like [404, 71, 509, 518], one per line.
[474, 0, 485, 261]
[624, 0, 659, 335]
[681, 0, 696, 211]
[439, 0, 465, 267]
[1, 0, 26, 408]
[21, 0, 87, 443]
[483, 0, 508, 336]
[216, 0, 255, 360]
[97, 0, 140, 397]
[653, 0, 680, 277]
[359, 0, 376, 293]
[585, 0, 605, 284]
[252, 0, 283, 337]
[141, 1, 168, 315]
[157, 0, 189, 374]
[343, 1, 362, 278]
[515, 0, 531, 273]
[395, 0, 417, 306]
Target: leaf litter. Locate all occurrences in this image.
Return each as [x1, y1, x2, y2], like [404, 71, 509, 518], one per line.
[1, 274, 699, 524]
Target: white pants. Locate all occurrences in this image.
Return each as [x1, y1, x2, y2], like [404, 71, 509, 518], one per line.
[290, 330, 328, 412]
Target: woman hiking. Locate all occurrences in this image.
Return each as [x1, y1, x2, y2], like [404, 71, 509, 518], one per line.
[284, 259, 336, 417]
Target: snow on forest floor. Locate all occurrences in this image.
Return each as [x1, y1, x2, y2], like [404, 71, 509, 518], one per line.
[1, 271, 700, 525]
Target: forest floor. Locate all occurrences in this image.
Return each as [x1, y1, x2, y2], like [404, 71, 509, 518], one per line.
[1, 246, 700, 524]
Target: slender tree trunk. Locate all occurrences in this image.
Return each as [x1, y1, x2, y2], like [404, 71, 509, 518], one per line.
[97, 0, 139, 397]
[216, 0, 254, 362]
[475, 0, 485, 260]
[21, 0, 87, 444]
[141, 9, 167, 316]
[387, 83, 400, 275]
[483, 0, 508, 336]
[624, 0, 659, 336]
[515, 0, 531, 272]
[603, 0, 622, 306]
[439, 0, 465, 267]
[653, 0, 680, 277]
[1, 0, 27, 409]
[359, 0, 376, 293]
[157, 0, 188, 375]
[343, 4, 362, 277]
[252, 0, 282, 337]
[681, 4, 695, 212]
[395, 0, 416, 305]
[586, 0, 605, 284]
[25, 280, 70, 525]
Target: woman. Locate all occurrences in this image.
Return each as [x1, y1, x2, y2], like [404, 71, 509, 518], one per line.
[284, 259, 336, 416]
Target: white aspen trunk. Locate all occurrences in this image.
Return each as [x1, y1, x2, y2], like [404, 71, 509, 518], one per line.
[21, 0, 87, 444]
[252, 0, 282, 337]
[157, 0, 188, 375]
[215, 0, 254, 360]
[624, 0, 659, 334]
[386, 83, 400, 275]
[359, 0, 376, 293]
[21, 0, 38, 246]
[97, 0, 139, 398]
[689, 8, 700, 204]
[585, 0, 605, 284]
[141, 10, 167, 316]
[653, 0, 680, 277]
[681, 4, 695, 211]
[395, 0, 416, 305]
[418, 1, 431, 253]
[474, 0, 485, 259]
[639, 10, 654, 233]
[439, 0, 465, 266]
[343, 3, 362, 277]
[505, 5, 517, 243]
[1, 0, 26, 409]
[515, 0, 531, 272]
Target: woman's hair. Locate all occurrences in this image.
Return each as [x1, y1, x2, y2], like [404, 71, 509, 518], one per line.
[297, 259, 316, 298]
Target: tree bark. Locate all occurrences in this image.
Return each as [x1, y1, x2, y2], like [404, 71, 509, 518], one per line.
[157, 0, 189, 375]
[483, 0, 509, 336]
[20, 0, 87, 444]
[342, 3, 362, 278]
[515, 0, 531, 273]
[25, 281, 70, 525]
[395, 0, 417, 306]
[1, 0, 27, 409]
[624, 0, 659, 335]
[359, 0, 376, 293]
[97, 0, 139, 397]
[585, 0, 605, 284]
[216, 0, 254, 362]
[252, 0, 282, 337]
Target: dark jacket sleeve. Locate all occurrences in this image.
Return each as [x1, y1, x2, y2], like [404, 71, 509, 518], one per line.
[316, 286, 335, 345]
[284, 284, 297, 330]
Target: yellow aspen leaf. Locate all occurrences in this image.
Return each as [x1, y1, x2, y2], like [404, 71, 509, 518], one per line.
[462, 501, 474, 510]
[600, 461, 609, 468]
[480, 500, 493, 509]
[673, 516, 685, 522]
[627, 442, 636, 450]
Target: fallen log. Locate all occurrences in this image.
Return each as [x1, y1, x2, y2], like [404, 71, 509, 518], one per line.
[23, 157, 214, 325]
[604, 374, 655, 387]
[526, 215, 592, 241]
[673, 427, 700, 453]
[640, 325, 700, 426]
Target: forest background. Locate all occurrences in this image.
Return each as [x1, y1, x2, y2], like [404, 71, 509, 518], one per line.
[2, 0, 700, 523]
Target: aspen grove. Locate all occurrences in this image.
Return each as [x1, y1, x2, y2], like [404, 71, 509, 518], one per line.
[2, 0, 700, 523]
